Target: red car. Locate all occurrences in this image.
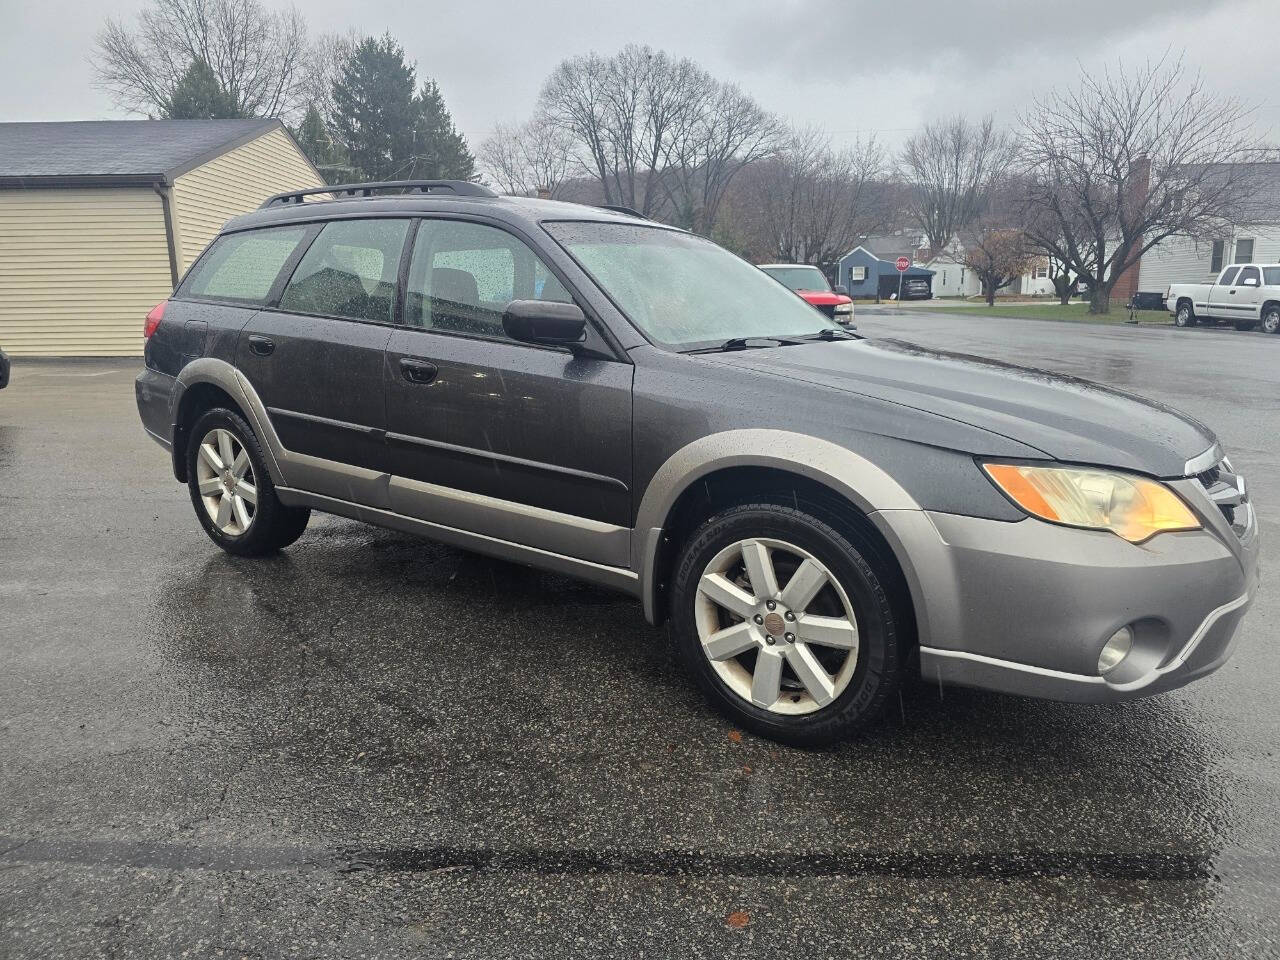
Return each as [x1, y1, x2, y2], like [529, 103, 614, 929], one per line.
[758, 263, 855, 326]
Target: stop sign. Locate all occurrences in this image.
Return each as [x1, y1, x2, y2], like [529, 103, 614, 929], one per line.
[895, 256, 911, 272]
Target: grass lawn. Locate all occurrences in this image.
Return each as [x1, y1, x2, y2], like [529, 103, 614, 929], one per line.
[908, 301, 1172, 325]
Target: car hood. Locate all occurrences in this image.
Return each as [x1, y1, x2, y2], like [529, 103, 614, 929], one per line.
[797, 291, 851, 306]
[707, 338, 1215, 477]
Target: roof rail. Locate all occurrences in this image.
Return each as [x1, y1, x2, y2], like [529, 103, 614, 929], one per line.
[260, 179, 498, 209]
[596, 204, 647, 220]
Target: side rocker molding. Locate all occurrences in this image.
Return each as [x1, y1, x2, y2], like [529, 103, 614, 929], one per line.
[631, 430, 926, 627]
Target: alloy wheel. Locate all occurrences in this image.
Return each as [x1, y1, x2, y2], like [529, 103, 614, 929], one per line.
[1263, 308, 1280, 335]
[195, 427, 257, 536]
[694, 537, 860, 715]
[1176, 305, 1192, 326]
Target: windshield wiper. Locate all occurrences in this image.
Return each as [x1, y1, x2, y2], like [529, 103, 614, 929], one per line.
[797, 328, 858, 342]
[685, 336, 794, 354]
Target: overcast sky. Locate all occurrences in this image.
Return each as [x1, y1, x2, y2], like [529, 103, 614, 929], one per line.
[2, 0, 1277, 152]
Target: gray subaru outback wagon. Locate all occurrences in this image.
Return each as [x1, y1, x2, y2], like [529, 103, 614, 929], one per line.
[135, 180, 1260, 745]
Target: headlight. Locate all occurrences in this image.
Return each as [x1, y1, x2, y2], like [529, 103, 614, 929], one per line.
[834, 303, 853, 314]
[983, 463, 1201, 543]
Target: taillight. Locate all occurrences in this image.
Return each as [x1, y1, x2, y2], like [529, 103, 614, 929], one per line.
[144, 300, 168, 339]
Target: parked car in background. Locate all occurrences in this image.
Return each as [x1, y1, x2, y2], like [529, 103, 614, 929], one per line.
[759, 263, 855, 326]
[901, 277, 931, 300]
[1167, 264, 1280, 333]
[0, 346, 9, 390]
[136, 181, 1258, 746]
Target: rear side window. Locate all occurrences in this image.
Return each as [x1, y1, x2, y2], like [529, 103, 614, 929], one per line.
[279, 219, 410, 323]
[1236, 266, 1261, 285]
[181, 226, 308, 304]
[1218, 266, 1240, 286]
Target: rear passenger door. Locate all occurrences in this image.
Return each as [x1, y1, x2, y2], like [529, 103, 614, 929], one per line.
[236, 217, 412, 504]
[382, 218, 633, 567]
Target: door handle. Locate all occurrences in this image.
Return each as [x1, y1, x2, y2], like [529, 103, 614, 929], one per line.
[248, 335, 275, 356]
[1229, 289, 1237, 294]
[399, 357, 438, 384]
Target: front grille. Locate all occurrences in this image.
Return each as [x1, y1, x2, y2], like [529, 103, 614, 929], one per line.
[1193, 457, 1249, 538]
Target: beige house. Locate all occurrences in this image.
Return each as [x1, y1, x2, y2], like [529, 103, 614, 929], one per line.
[0, 119, 324, 356]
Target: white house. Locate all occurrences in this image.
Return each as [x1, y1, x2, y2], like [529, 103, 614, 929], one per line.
[920, 237, 1055, 299]
[1136, 162, 1280, 295]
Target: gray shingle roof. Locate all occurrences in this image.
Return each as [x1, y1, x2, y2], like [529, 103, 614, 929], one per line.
[0, 119, 280, 182]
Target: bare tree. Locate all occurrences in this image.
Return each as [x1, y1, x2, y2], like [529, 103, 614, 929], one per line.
[741, 127, 892, 271]
[302, 31, 359, 131]
[900, 115, 1018, 252]
[1021, 56, 1260, 314]
[956, 223, 1035, 306]
[539, 45, 776, 228]
[480, 119, 575, 198]
[658, 81, 782, 233]
[94, 0, 309, 119]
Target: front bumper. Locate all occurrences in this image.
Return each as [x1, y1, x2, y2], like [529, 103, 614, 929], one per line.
[874, 479, 1259, 704]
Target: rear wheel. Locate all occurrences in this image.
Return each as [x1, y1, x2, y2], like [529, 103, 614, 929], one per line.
[1262, 305, 1280, 335]
[185, 408, 310, 556]
[670, 501, 902, 746]
[1174, 302, 1196, 327]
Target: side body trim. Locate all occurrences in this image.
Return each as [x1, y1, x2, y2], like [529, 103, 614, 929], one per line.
[276, 487, 639, 596]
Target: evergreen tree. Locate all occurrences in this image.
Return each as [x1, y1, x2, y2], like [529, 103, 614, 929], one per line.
[409, 80, 477, 181]
[164, 59, 242, 119]
[292, 104, 352, 184]
[329, 34, 477, 182]
[330, 34, 418, 181]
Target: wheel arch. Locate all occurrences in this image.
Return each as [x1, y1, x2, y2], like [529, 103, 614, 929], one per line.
[633, 431, 929, 639]
[172, 358, 284, 485]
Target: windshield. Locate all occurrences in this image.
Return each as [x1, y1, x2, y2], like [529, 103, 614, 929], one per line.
[545, 222, 834, 348]
[760, 265, 831, 293]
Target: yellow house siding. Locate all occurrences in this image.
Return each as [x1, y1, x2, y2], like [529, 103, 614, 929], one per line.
[172, 128, 324, 270]
[0, 188, 172, 356]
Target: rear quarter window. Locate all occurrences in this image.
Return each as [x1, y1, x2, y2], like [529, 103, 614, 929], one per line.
[180, 226, 309, 304]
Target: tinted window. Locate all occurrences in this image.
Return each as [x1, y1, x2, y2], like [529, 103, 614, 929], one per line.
[181, 226, 307, 304]
[405, 220, 573, 338]
[1218, 266, 1240, 286]
[1236, 266, 1260, 285]
[1263, 267, 1280, 285]
[279, 219, 409, 323]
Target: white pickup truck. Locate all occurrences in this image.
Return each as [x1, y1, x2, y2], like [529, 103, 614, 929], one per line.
[1167, 263, 1280, 333]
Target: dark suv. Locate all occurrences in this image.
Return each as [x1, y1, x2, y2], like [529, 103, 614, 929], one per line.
[136, 180, 1259, 745]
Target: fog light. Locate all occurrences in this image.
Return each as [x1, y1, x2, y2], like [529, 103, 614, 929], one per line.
[1098, 626, 1134, 674]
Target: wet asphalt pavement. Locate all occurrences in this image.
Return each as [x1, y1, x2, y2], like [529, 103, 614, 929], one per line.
[1, 311, 1278, 958]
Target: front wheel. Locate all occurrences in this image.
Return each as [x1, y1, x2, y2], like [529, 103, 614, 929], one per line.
[185, 408, 310, 556]
[670, 501, 903, 746]
[1262, 306, 1280, 335]
[1174, 302, 1196, 327]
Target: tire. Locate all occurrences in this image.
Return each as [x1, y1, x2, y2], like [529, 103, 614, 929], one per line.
[185, 407, 310, 556]
[1174, 302, 1196, 327]
[1262, 306, 1280, 335]
[669, 500, 903, 747]
[1234, 320, 1258, 332]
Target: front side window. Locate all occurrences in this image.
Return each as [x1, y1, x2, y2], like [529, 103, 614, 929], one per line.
[1218, 266, 1240, 286]
[181, 226, 308, 304]
[405, 219, 573, 338]
[278, 219, 409, 323]
[545, 222, 832, 349]
[1235, 238, 1254, 264]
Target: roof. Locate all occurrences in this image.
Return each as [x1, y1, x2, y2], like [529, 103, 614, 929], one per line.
[842, 235, 919, 264]
[0, 119, 281, 187]
[757, 263, 823, 270]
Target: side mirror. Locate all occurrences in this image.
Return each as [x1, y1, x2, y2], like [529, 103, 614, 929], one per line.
[502, 300, 587, 347]
[1243, 277, 1259, 286]
[833, 284, 849, 296]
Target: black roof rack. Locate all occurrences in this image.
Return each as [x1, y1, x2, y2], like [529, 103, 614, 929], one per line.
[260, 179, 498, 209]
[596, 204, 647, 219]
